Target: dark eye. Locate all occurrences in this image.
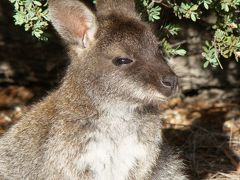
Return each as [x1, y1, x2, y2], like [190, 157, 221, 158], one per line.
[112, 57, 133, 66]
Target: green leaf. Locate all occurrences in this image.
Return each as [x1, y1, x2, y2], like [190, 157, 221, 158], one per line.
[33, 1, 42, 6]
[203, 61, 209, 68]
[191, 13, 196, 21]
[191, 5, 198, 11]
[203, 2, 209, 9]
[175, 49, 187, 56]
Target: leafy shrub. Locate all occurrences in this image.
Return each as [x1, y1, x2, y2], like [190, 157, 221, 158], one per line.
[9, 0, 49, 40]
[9, 0, 240, 68]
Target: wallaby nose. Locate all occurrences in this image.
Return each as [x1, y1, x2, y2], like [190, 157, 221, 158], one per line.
[161, 75, 178, 92]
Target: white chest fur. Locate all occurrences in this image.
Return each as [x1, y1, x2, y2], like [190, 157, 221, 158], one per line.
[77, 133, 147, 180]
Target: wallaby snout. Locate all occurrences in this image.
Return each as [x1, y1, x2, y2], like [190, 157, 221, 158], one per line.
[161, 74, 178, 95]
[142, 60, 178, 98]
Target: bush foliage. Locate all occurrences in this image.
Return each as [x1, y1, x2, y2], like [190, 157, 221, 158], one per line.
[9, 0, 240, 68]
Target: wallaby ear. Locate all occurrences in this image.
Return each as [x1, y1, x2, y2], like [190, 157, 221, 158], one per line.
[48, 0, 97, 48]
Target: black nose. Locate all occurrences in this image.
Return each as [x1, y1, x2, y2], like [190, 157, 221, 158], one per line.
[161, 75, 178, 91]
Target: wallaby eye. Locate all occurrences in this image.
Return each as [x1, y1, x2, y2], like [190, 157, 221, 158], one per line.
[112, 57, 133, 66]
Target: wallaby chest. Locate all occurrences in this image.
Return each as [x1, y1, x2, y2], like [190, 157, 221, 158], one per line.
[73, 115, 137, 179]
[73, 114, 157, 180]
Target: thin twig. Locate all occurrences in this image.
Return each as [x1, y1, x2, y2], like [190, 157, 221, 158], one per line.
[223, 145, 240, 172]
[213, 40, 223, 69]
[150, 0, 172, 8]
[171, 40, 188, 47]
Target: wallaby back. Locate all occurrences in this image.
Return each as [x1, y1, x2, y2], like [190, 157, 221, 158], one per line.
[0, 0, 186, 179]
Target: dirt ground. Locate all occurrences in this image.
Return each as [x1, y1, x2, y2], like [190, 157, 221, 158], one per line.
[0, 0, 240, 179]
[161, 94, 240, 179]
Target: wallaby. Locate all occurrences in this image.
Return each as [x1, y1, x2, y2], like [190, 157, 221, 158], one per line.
[0, 0, 187, 179]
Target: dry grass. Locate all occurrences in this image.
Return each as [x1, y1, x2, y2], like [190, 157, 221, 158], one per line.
[161, 95, 240, 179]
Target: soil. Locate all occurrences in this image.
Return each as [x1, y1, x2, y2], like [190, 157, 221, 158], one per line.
[0, 1, 239, 179]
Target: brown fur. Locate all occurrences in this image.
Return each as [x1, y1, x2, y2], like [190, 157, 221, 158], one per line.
[0, 0, 187, 179]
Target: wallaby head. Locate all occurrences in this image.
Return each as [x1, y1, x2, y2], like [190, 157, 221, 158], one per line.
[49, 0, 178, 108]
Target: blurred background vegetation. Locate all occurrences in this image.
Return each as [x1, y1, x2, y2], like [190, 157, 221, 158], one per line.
[9, 0, 240, 68]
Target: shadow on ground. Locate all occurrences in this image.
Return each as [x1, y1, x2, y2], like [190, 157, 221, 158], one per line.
[162, 97, 240, 179]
